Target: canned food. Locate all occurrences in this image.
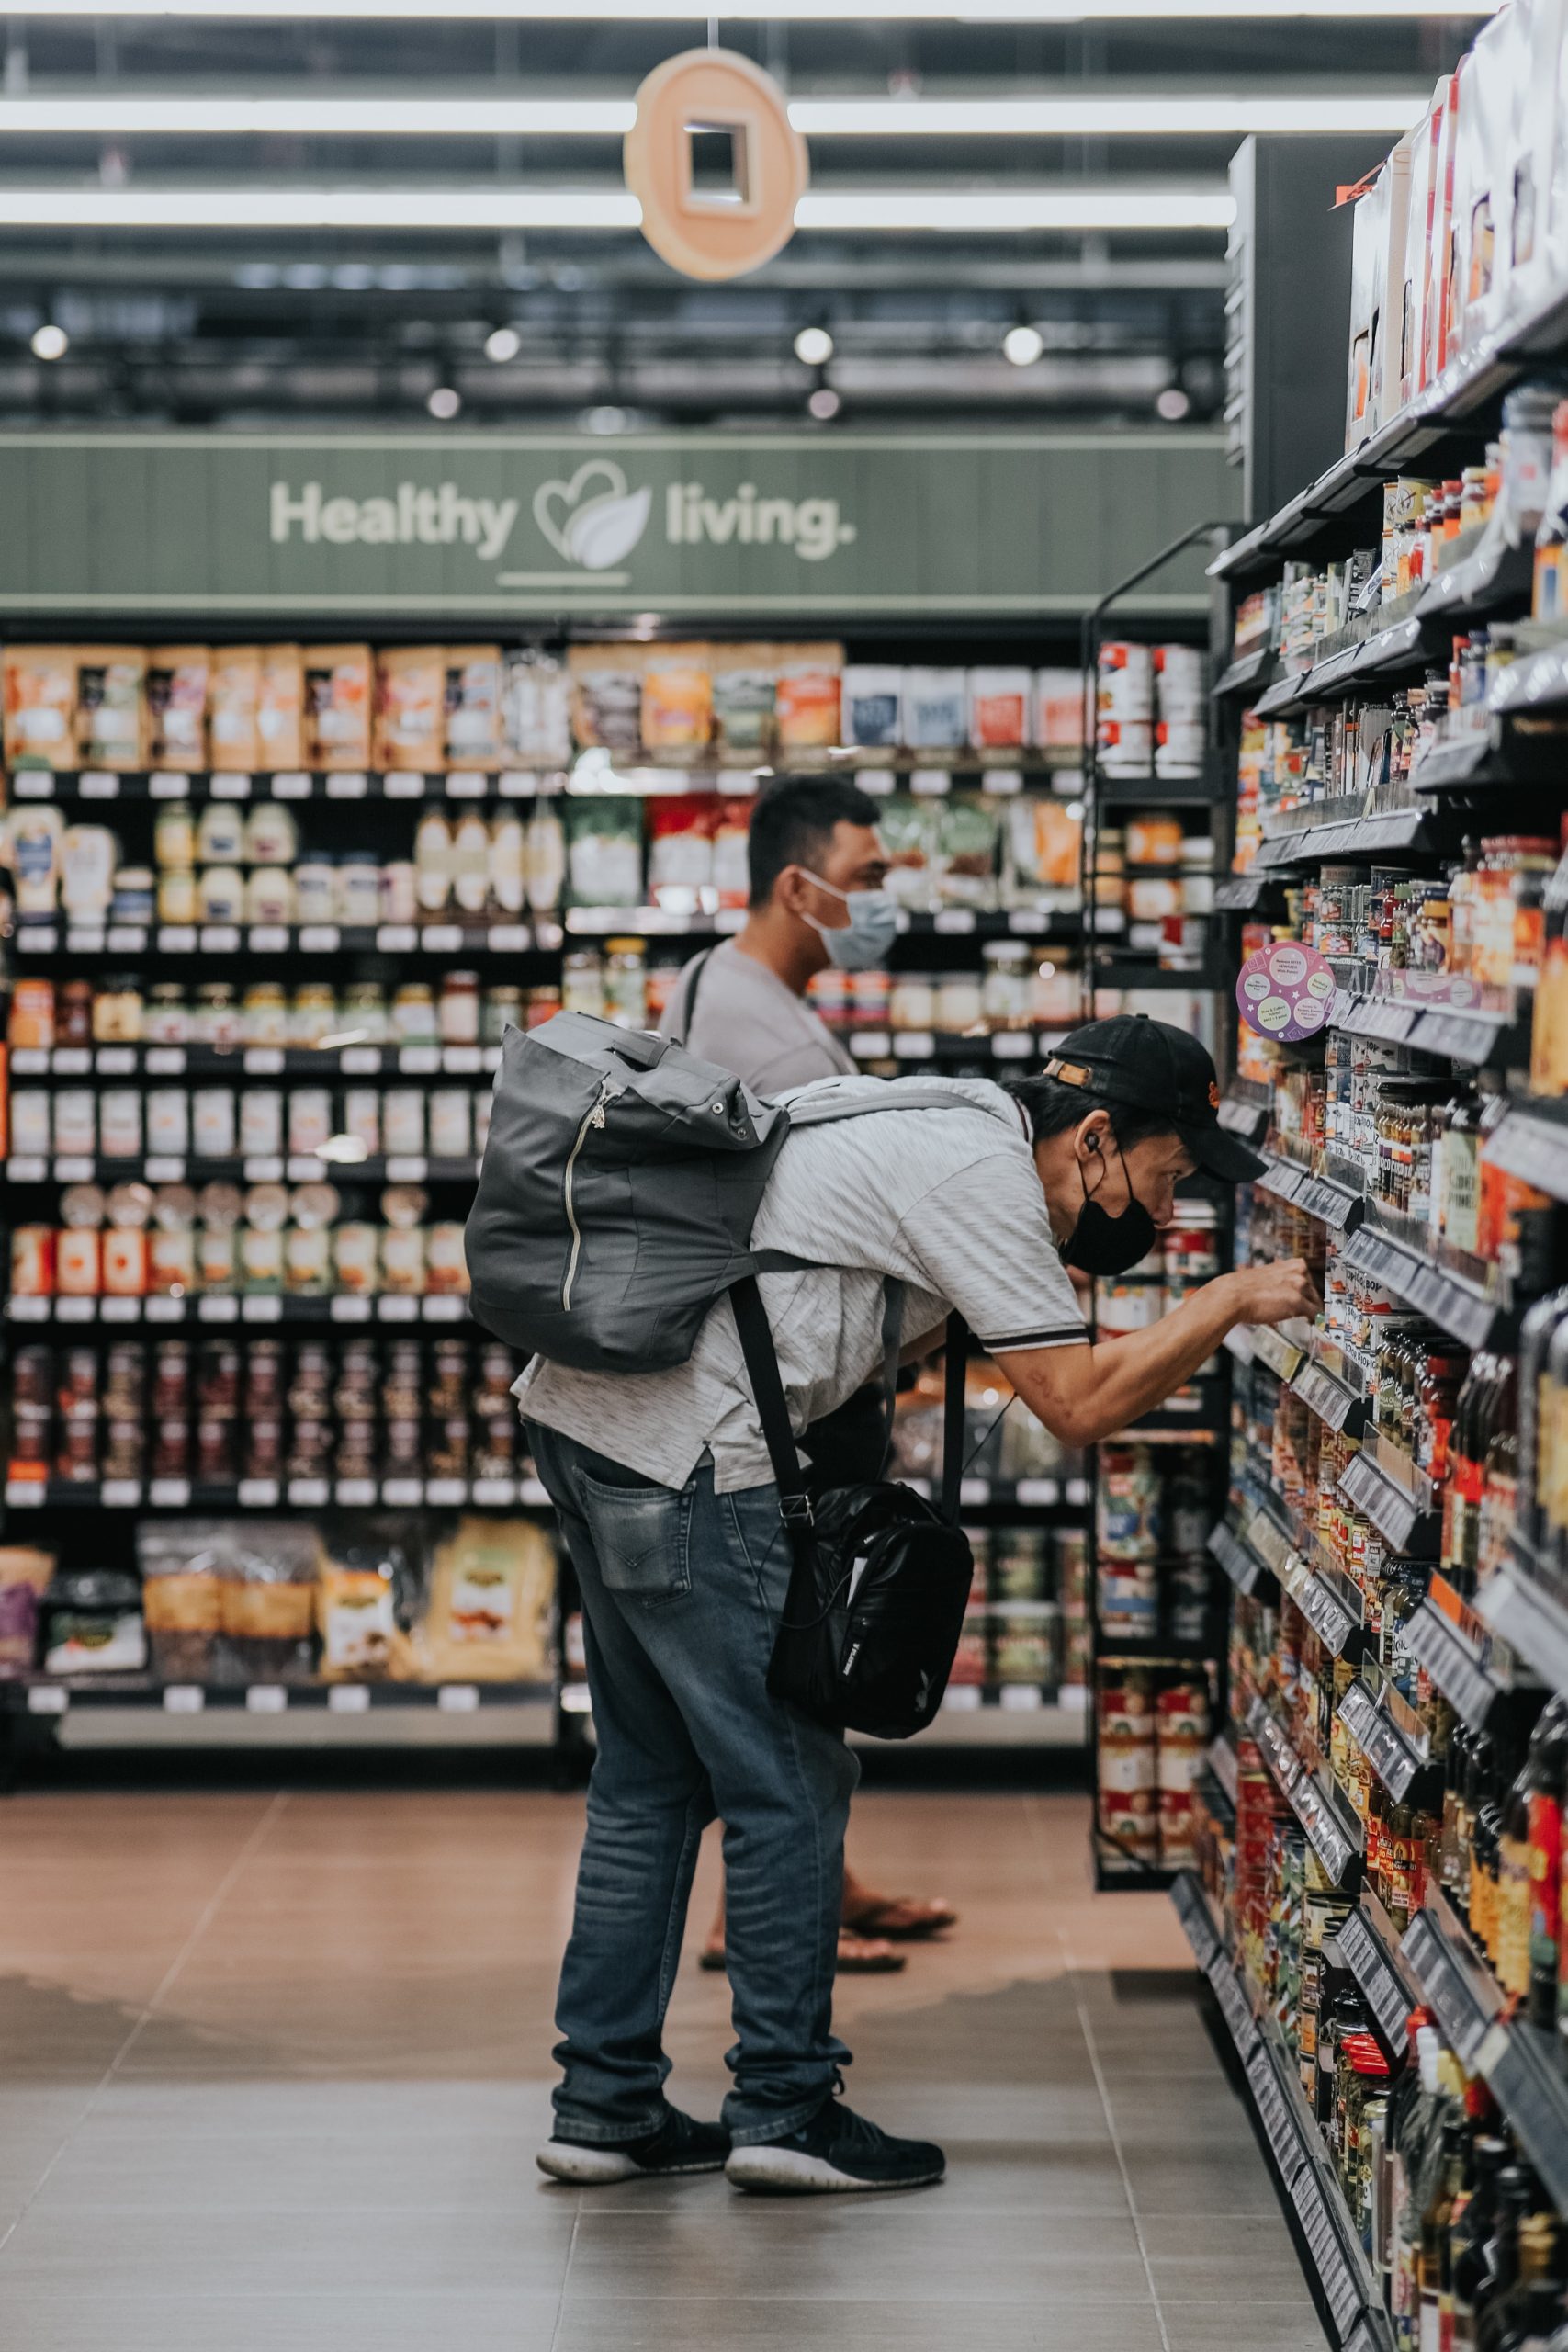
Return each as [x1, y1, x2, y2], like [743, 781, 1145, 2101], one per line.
[11, 1226, 55, 1295]
[102, 1227, 147, 1295]
[57, 1229, 101, 1295]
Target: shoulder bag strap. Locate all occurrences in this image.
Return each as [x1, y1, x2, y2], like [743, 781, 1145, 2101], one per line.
[665, 945, 716, 1047]
[940, 1312, 970, 1525]
[728, 1273, 817, 1564]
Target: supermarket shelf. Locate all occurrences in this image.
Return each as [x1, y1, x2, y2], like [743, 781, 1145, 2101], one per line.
[5, 1153, 483, 1189]
[904, 1473, 1092, 1513]
[1341, 1223, 1504, 1351]
[1483, 1098, 1568, 1204]
[13, 917, 550, 961]
[1092, 763, 1224, 806]
[1258, 806, 1433, 865]
[1247, 1696, 1362, 1886]
[1170, 1872, 1396, 2352]
[1337, 1449, 1438, 1558]
[1477, 1537, 1568, 1702]
[840, 1027, 1060, 1069]
[1252, 669, 1309, 719]
[1402, 1577, 1518, 1730]
[1337, 1675, 1431, 1804]
[7, 1043, 504, 1081]
[1213, 873, 1280, 913]
[1488, 628, 1568, 719]
[1084, 954, 1232, 992]
[5, 1675, 553, 1716]
[1401, 1889, 1568, 2220]
[1408, 1006, 1528, 1067]
[1213, 648, 1275, 699]
[908, 1690, 1089, 1748]
[1416, 534, 1534, 628]
[1256, 1151, 1364, 1236]
[1290, 1355, 1370, 1439]
[1217, 1090, 1269, 1143]
[1209, 1515, 1276, 1601]
[8, 766, 561, 803]
[1335, 1893, 1416, 2062]
[6, 1293, 474, 1329]
[1351, 615, 1428, 682]
[5, 1472, 552, 1512]
[1206, 1729, 1238, 1810]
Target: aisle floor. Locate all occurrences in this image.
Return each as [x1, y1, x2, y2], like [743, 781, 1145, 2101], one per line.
[0, 1778, 1325, 2350]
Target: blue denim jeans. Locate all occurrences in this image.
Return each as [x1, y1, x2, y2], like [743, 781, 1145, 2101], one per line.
[527, 1420, 859, 2147]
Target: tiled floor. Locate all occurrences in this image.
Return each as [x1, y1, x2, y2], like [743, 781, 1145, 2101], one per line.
[0, 1777, 1326, 2349]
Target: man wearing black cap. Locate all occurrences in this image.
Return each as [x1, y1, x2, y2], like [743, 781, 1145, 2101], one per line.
[526, 1012, 1315, 2202]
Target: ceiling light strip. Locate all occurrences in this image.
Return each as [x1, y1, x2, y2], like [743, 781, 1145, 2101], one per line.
[0, 183, 1234, 231]
[0, 0, 1502, 18]
[0, 91, 1429, 139]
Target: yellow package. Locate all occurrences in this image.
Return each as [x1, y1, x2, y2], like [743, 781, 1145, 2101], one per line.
[412, 1517, 555, 1684]
[375, 645, 446, 771]
[257, 644, 305, 772]
[209, 645, 262, 771]
[147, 645, 209, 772]
[4, 646, 77, 771]
[318, 1555, 397, 1679]
[640, 643, 712, 750]
[304, 644, 373, 771]
[774, 644, 843, 748]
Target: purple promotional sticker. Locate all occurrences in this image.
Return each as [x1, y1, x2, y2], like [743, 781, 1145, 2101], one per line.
[1235, 940, 1335, 1045]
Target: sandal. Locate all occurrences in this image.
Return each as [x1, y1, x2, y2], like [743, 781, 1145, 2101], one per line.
[699, 1927, 906, 1975]
[840, 1894, 958, 1940]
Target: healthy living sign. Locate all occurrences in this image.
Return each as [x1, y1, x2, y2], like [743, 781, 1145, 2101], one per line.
[0, 430, 1237, 618]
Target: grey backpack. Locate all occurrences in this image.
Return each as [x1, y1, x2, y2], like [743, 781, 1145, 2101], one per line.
[464, 1010, 1008, 1374]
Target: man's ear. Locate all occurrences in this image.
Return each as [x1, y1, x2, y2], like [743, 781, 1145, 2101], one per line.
[1076, 1110, 1112, 1163]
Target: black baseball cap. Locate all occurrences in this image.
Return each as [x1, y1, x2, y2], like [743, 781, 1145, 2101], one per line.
[1042, 1014, 1266, 1183]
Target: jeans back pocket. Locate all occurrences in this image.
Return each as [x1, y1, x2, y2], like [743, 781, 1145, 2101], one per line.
[578, 1471, 692, 1604]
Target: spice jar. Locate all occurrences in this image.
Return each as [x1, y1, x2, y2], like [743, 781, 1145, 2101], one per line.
[438, 971, 481, 1045]
[92, 977, 143, 1044]
[194, 984, 243, 1049]
[242, 982, 289, 1046]
[9, 978, 56, 1050]
[392, 982, 438, 1046]
[290, 982, 338, 1049]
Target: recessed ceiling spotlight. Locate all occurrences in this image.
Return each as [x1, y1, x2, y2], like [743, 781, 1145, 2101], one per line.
[484, 324, 521, 362]
[1003, 323, 1044, 367]
[30, 322, 68, 360]
[1156, 384, 1192, 420]
[807, 386, 842, 421]
[426, 384, 461, 418]
[794, 324, 834, 366]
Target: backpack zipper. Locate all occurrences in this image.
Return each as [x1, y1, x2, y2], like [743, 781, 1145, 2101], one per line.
[561, 1074, 620, 1312]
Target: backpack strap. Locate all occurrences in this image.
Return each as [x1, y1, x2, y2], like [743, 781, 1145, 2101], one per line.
[782, 1081, 1021, 1136]
[730, 1272, 968, 1532]
[665, 946, 716, 1048]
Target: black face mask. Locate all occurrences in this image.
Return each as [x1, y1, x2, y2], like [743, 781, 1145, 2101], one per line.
[1061, 1140, 1157, 1277]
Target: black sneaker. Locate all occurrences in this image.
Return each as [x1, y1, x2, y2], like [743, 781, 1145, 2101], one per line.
[725, 2098, 945, 2195]
[536, 2104, 730, 2186]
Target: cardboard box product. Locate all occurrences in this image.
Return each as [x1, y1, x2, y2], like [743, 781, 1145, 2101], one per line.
[256, 644, 305, 773]
[1454, 2, 1530, 353]
[374, 645, 446, 771]
[503, 650, 571, 764]
[773, 645, 843, 748]
[4, 645, 77, 772]
[1429, 53, 1469, 384]
[304, 645, 373, 771]
[709, 644, 777, 752]
[903, 666, 968, 750]
[840, 664, 903, 749]
[445, 645, 504, 765]
[75, 646, 147, 770]
[146, 646, 209, 771]
[1514, 0, 1568, 310]
[1035, 667, 1090, 751]
[968, 667, 1032, 750]
[568, 643, 644, 752]
[1398, 86, 1450, 409]
[640, 643, 713, 750]
[208, 645, 262, 771]
[1345, 170, 1389, 450]
[1370, 139, 1414, 433]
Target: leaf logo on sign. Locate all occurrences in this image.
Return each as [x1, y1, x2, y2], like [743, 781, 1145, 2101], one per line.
[533, 461, 652, 571]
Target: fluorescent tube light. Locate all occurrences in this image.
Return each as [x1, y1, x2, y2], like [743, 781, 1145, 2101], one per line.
[0, 90, 1428, 140]
[795, 187, 1235, 230]
[0, 182, 1231, 231]
[791, 93, 1432, 135]
[0, 0, 1502, 17]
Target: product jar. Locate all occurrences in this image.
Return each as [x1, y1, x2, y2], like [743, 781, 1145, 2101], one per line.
[382, 1091, 427, 1158]
[437, 971, 481, 1045]
[191, 1090, 237, 1159]
[198, 866, 245, 924]
[239, 1089, 284, 1159]
[428, 1090, 473, 1159]
[292, 860, 336, 927]
[52, 1090, 97, 1157]
[8, 978, 56, 1050]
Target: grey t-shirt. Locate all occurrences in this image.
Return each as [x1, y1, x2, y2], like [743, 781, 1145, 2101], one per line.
[663, 938, 853, 1091]
[516, 1074, 1088, 1492]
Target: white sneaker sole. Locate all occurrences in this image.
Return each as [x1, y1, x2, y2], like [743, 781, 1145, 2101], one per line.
[725, 2146, 944, 2195]
[536, 2143, 726, 2186]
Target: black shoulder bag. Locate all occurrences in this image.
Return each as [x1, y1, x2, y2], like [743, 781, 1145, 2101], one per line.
[728, 1273, 974, 1740]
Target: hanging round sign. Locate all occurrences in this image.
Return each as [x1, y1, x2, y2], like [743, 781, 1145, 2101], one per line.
[1235, 939, 1336, 1044]
[624, 49, 808, 283]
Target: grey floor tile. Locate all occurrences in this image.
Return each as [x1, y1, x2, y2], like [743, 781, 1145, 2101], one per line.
[557, 2298, 1165, 2351]
[1122, 2145, 1288, 2218]
[1139, 2211, 1307, 2302]
[0, 2207, 578, 2297]
[1163, 2301, 1330, 2351]
[35, 2128, 545, 2213]
[0, 2294, 563, 2352]
[567, 2204, 1151, 2305]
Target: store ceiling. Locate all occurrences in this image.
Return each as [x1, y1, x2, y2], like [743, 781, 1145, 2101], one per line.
[0, 6, 1486, 430]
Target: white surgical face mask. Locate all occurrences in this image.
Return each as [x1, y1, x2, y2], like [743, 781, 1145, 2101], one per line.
[798, 868, 899, 971]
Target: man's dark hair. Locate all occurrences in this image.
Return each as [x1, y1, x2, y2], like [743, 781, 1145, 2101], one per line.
[748, 775, 881, 910]
[1003, 1073, 1178, 1155]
